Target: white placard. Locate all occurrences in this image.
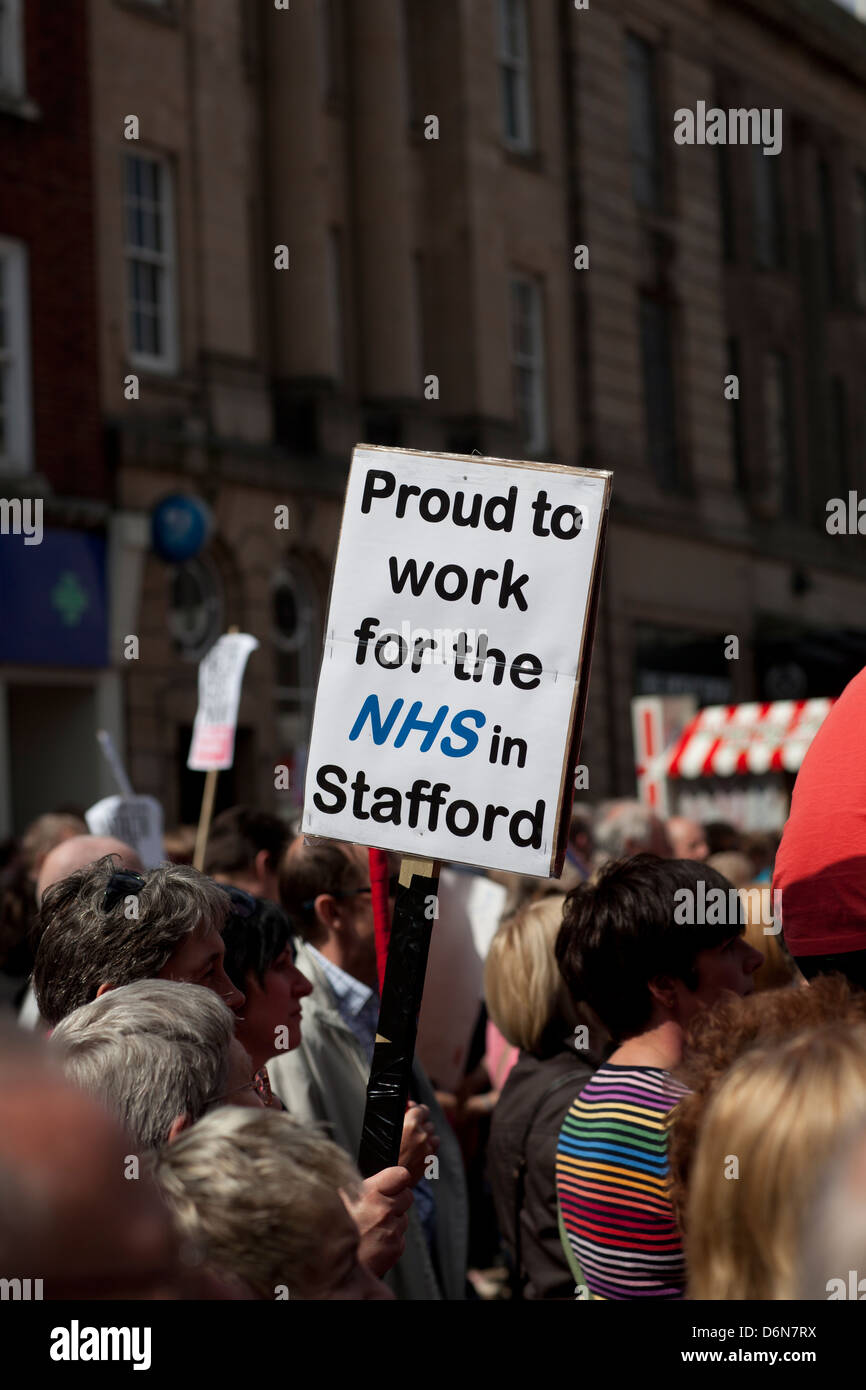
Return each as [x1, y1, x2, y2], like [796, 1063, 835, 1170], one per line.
[415, 868, 509, 1091]
[302, 446, 610, 875]
[187, 633, 259, 772]
[85, 795, 165, 869]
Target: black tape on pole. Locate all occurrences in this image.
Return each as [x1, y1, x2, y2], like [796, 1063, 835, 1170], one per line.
[358, 856, 440, 1178]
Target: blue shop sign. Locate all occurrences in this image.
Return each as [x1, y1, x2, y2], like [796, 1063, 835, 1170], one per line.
[0, 529, 108, 666]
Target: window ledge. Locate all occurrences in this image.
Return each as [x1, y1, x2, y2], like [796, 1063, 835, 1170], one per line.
[0, 91, 41, 122]
[502, 143, 543, 174]
[113, 0, 180, 27]
[127, 354, 181, 380]
[0, 471, 50, 497]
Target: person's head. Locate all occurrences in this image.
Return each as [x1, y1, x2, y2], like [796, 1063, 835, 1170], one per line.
[790, 948, 866, 991]
[205, 806, 293, 903]
[0, 1022, 182, 1299]
[36, 834, 143, 908]
[567, 808, 594, 870]
[154, 1107, 393, 1300]
[666, 816, 708, 862]
[555, 855, 763, 1042]
[686, 1023, 866, 1299]
[668, 974, 866, 1232]
[706, 850, 753, 889]
[485, 896, 578, 1056]
[21, 812, 87, 883]
[221, 899, 313, 1071]
[704, 820, 742, 856]
[281, 838, 381, 989]
[162, 825, 198, 866]
[0, 818, 96, 975]
[49, 979, 260, 1150]
[740, 830, 778, 880]
[33, 857, 244, 1026]
[485, 865, 582, 921]
[593, 801, 672, 864]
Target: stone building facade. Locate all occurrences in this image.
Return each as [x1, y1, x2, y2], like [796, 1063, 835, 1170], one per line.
[2, 0, 866, 832]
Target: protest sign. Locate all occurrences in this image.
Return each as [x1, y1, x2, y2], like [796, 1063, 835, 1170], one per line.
[304, 445, 612, 1177]
[187, 632, 259, 772]
[302, 445, 611, 877]
[187, 630, 259, 870]
[85, 794, 165, 869]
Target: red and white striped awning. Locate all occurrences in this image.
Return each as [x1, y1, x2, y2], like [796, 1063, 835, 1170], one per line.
[665, 699, 834, 779]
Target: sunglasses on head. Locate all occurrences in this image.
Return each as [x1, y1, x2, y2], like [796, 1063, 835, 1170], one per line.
[101, 869, 147, 914]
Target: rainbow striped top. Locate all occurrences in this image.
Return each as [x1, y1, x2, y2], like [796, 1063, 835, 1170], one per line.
[555, 1063, 688, 1300]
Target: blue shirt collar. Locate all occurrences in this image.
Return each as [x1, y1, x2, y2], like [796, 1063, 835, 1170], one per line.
[306, 946, 378, 1019]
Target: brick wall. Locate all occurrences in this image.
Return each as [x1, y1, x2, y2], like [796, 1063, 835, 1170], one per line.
[0, 0, 103, 498]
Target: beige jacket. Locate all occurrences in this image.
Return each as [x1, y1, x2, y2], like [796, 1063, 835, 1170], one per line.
[266, 940, 468, 1300]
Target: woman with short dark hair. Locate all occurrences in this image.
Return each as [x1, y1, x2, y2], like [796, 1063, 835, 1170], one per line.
[221, 897, 312, 1076]
[554, 854, 763, 1300]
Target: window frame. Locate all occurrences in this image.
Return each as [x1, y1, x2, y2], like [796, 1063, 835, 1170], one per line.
[316, 0, 339, 105]
[763, 349, 797, 517]
[828, 374, 849, 497]
[625, 32, 664, 214]
[0, 0, 25, 100]
[497, 0, 534, 153]
[638, 290, 680, 491]
[273, 562, 321, 745]
[718, 144, 736, 262]
[752, 143, 786, 271]
[853, 170, 866, 309]
[123, 151, 180, 375]
[0, 236, 34, 477]
[411, 250, 426, 396]
[817, 156, 838, 302]
[167, 557, 224, 663]
[326, 226, 345, 384]
[509, 273, 549, 457]
[727, 336, 747, 493]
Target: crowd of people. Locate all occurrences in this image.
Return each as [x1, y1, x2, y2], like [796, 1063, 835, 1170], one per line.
[3, 667, 866, 1301]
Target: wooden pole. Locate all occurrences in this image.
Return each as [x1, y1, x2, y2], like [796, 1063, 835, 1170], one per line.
[192, 769, 218, 872]
[358, 854, 441, 1177]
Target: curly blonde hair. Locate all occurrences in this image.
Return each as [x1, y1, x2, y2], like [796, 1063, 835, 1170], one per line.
[668, 974, 866, 1232]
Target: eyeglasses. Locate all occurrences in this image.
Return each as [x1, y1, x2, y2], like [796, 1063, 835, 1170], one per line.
[101, 870, 147, 913]
[209, 1080, 259, 1105]
[301, 876, 400, 911]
